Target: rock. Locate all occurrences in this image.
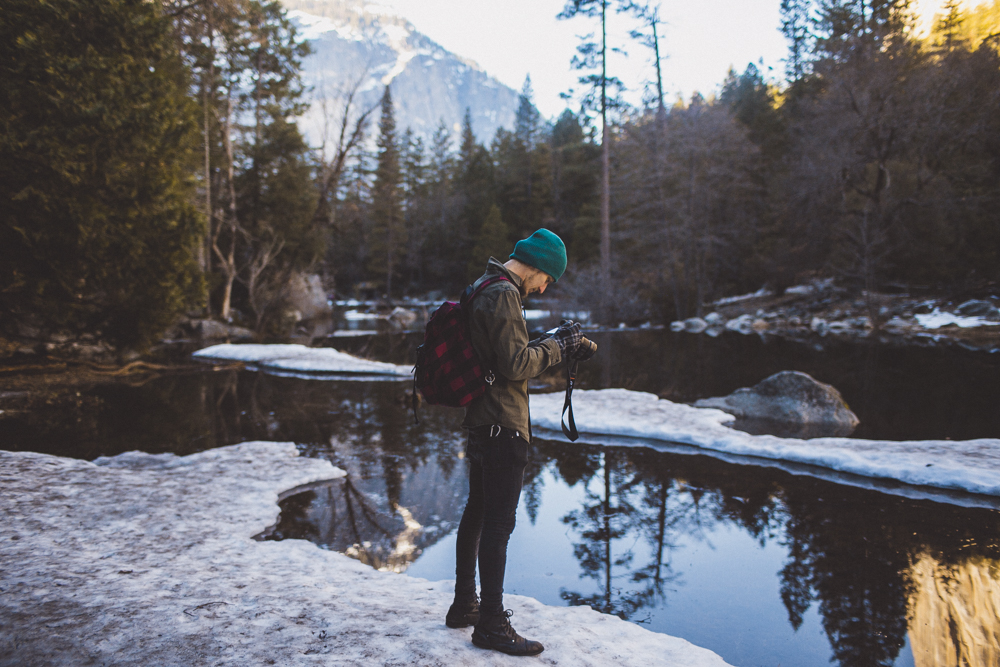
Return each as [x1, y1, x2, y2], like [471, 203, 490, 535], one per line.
[810, 317, 828, 335]
[285, 273, 332, 321]
[225, 324, 256, 341]
[388, 307, 418, 329]
[694, 370, 859, 437]
[955, 299, 1000, 320]
[669, 321, 685, 332]
[193, 319, 230, 340]
[725, 314, 754, 334]
[751, 318, 769, 331]
[704, 312, 724, 326]
[191, 320, 255, 341]
[682, 317, 708, 333]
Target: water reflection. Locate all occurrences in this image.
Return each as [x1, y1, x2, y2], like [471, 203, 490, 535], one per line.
[271, 429, 1000, 667]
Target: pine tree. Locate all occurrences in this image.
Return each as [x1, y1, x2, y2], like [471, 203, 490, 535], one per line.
[369, 86, 405, 297]
[780, 0, 815, 81]
[515, 76, 541, 149]
[0, 0, 204, 349]
[451, 108, 496, 288]
[468, 205, 511, 281]
[558, 0, 631, 300]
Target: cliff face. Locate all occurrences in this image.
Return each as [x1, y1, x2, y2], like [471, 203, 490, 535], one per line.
[908, 555, 1000, 667]
[281, 0, 518, 145]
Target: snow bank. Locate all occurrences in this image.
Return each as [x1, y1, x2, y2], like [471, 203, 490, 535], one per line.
[0, 442, 730, 666]
[194, 343, 412, 378]
[531, 389, 1000, 500]
[915, 308, 1000, 329]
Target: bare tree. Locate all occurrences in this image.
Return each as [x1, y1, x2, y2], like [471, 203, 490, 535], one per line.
[313, 72, 378, 230]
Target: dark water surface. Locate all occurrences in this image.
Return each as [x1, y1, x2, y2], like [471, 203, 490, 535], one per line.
[3, 330, 1000, 666]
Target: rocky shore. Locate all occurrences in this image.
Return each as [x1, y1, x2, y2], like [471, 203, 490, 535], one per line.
[669, 281, 1000, 352]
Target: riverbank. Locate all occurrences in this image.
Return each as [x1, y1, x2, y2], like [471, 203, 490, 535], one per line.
[0, 441, 730, 667]
[668, 282, 1000, 352]
[531, 389, 1000, 504]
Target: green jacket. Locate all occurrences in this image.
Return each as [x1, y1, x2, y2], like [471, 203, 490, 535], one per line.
[462, 258, 563, 440]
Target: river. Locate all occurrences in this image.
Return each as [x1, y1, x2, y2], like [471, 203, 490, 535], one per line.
[2, 329, 999, 666]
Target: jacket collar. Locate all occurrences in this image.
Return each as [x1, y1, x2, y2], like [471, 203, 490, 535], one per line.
[485, 257, 524, 296]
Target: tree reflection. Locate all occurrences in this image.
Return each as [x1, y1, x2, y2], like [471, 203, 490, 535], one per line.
[530, 438, 1000, 667]
[554, 448, 701, 621]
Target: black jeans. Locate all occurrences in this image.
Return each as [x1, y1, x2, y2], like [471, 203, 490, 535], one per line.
[454, 425, 528, 617]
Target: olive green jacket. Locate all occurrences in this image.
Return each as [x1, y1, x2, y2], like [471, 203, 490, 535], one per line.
[462, 258, 563, 440]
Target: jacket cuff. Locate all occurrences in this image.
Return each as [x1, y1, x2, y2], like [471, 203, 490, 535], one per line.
[544, 337, 562, 365]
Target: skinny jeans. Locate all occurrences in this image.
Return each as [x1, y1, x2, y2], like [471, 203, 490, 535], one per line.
[454, 425, 528, 617]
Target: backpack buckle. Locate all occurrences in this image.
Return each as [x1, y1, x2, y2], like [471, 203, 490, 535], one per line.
[485, 371, 495, 386]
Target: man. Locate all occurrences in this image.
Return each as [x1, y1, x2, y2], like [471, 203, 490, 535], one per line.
[445, 228, 591, 656]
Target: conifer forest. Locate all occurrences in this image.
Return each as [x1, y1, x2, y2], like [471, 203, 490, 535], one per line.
[2, 0, 999, 347]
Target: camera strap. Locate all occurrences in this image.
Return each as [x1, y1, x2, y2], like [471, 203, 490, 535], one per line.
[561, 360, 579, 442]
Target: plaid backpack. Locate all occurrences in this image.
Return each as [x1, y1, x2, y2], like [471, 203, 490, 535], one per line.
[412, 275, 510, 416]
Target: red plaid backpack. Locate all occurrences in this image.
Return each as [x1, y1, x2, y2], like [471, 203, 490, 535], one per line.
[412, 275, 510, 417]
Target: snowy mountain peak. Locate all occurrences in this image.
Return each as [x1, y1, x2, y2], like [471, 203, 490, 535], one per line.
[283, 0, 514, 144]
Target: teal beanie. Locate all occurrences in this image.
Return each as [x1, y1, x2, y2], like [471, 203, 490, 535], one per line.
[510, 228, 567, 282]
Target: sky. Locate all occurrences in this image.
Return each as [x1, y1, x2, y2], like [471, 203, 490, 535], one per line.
[374, 0, 961, 119]
[377, 0, 788, 118]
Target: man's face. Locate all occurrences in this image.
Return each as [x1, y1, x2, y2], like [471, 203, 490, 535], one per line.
[524, 271, 554, 295]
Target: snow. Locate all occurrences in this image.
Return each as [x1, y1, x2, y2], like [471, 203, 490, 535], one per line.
[193, 344, 412, 378]
[531, 389, 1000, 500]
[524, 309, 551, 320]
[344, 310, 383, 320]
[915, 308, 1000, 329]
[710, 287, 773, 306]
[286, 10, 338, 40]
[381, 48, 418, 85]
[0, 442, 731, 666]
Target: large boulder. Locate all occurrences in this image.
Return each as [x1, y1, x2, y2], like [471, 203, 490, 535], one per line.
[285, 273, 331, 322]
[694, 370, 859, 438]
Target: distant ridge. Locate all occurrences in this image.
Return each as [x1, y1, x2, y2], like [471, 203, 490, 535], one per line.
[282, 0, 518, 146]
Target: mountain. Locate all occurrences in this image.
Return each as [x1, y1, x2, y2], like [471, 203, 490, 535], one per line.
[281, 0, 519, 147]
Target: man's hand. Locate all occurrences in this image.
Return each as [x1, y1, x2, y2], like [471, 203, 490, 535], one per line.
[551, 320, 582, 356]
[571, 337, 597, 361]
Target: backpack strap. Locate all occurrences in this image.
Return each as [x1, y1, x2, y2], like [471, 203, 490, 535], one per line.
[460, 274, 511, 309]
[460, 274, 511, 388]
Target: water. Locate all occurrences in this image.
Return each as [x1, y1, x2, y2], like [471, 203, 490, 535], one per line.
[3, 330, 1000, 666]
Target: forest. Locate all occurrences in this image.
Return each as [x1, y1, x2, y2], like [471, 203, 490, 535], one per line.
[2, 0, 999, 347]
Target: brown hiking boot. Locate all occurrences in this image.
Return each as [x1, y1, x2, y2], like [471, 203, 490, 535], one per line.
[471, 609, 544, 656]
[445, 595, 480, 629]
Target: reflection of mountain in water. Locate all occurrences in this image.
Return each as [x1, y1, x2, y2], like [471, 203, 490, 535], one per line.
[265, 440, 469, 572]
[909, 555, 1000, 666]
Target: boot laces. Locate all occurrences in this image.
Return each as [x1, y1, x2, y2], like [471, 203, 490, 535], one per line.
[497, 609, 516, 638]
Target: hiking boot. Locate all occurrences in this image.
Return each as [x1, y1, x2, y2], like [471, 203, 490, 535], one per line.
[471, 609, 544, 656]
[445, 595, 480, 629]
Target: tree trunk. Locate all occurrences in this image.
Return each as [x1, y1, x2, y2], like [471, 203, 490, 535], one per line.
[600, 0, 611, 297]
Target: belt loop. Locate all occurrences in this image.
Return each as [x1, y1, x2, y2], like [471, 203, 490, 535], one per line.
[489, 424, 501, 438]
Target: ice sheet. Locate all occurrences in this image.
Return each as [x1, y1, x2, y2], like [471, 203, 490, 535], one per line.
[0, 442, 730, 666]
[531, 389, 1000, 498]
[194, 343, 412, 377]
